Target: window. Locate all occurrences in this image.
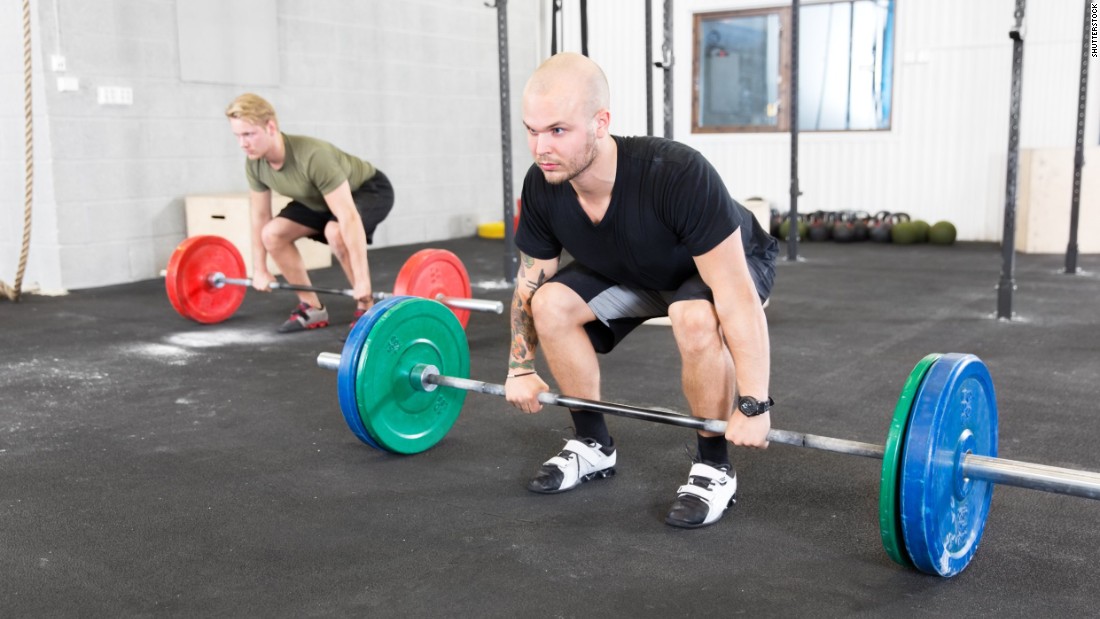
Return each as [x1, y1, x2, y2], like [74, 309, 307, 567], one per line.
[693, 0, 895, 133]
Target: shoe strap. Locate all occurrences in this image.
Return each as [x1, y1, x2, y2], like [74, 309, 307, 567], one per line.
[687, 462, 729, 481]
[545, 438, 608, 469]
[675, 483, 720, 502]
[291, 305, 312, 322]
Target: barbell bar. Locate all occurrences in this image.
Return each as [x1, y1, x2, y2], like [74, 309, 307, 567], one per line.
[312, 357, 1100, 500]
[164, 235, 502, 325]
[206, 271, 501, 314]
[313, 297, 1100, 578]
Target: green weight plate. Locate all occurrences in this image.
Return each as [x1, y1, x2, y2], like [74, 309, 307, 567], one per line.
[355, 298, 470, 454]
[879, 353, 941, 567]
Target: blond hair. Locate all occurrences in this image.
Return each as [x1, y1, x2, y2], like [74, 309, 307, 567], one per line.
[225, 93, 278, 128]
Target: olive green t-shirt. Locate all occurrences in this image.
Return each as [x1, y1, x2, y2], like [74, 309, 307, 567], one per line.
[244, 133, 377, 213]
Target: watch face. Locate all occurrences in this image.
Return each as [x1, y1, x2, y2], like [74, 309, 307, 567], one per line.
[739, 397, 769, 416]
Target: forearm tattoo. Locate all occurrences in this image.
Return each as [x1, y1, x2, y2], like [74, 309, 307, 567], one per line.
[510, 254, 547, 371]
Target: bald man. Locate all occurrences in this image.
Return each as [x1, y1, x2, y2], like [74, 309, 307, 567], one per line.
[503, 53, 778, 529]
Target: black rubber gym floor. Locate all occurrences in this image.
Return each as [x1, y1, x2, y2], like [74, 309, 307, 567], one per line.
[3, 236, 1100, 617]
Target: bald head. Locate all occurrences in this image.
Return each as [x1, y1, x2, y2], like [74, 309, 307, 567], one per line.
[524, 52, 610, 119]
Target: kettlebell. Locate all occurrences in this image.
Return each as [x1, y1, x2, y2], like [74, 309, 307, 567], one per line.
[807, 211, 831, 242]
[852, 211, 871, 242]
[868, 210, 893, 243]
[831, 211, 856, 243]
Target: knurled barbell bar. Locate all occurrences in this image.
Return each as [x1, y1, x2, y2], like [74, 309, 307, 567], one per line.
[164, 235, 502, 326]
[313, 297, 1100, 578]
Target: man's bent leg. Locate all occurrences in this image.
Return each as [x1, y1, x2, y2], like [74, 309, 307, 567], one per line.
[665, 299, 737, 527]
[261, 217, 323, 309]
[668, 299, 734, 452]
[526, 282, 616, 493]
[261, 218, 330, 333]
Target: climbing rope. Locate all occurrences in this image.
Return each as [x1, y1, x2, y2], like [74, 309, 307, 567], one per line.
[2, 0, 35, 301]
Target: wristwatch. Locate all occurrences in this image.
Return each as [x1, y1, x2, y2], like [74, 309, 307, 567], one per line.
[737, 395, 774, 417]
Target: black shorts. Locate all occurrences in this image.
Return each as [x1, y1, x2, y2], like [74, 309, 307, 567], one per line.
[275, 170, 394, 245]
[546, 259, 774, 354]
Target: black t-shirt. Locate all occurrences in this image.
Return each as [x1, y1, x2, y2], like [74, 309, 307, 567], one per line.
[516, 135, 776, 290]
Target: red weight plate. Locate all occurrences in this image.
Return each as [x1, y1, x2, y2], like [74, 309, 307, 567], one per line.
[165, 235, 247, 324]
[392, 249, 472, 328]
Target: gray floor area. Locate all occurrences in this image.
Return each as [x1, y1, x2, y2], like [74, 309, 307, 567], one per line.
[3, 236, 1100, 617]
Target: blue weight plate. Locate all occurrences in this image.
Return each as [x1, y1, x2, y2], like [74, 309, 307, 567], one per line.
[900, 353, 998, 577]
[337, 296, 414, 449]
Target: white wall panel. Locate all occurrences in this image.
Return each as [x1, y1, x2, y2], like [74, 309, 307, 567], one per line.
[572, 0, 1098, 244]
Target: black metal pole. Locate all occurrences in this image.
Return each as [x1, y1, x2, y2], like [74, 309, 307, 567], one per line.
[580, 0, 588, 56]
[787, 0, 802, 261]
[493, 0, 517, 283]
[551, 0, 561, 55]
[845, 4, 854, 130]
[662, 0, 673, 139]
[996, 1, 1026, 320]
[645, 0, 654, 136]
[1065, 0, 1091, 275]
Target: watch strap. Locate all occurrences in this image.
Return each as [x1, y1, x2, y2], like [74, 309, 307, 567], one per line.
[738, 395, 774, 417]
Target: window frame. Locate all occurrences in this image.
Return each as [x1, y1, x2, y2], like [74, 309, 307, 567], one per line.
[691, 1, 895, 135]
[692, 7, 792, 134]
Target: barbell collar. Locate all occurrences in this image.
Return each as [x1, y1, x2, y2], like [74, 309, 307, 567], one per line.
[434, 295, 504, 314]
[317, 352, 342, 371]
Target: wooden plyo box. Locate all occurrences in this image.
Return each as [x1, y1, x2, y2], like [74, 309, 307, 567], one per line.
[184, 193, 333, 275]
[1016, 147, 1098, 254]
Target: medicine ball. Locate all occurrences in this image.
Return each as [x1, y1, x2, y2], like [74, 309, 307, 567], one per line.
[891, 221, 919, 245]
[929, 221, 957, 245]
[778, 216, 807, 241]
[912, 220, 931, 243]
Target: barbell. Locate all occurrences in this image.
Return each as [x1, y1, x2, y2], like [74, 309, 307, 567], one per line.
[313, 296, 1100, 578]
[164, 235, 503, 326]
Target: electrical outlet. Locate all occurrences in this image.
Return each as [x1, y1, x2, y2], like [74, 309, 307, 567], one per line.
[50, 55, 66, 71]
[97, 86, 133, 106]
[57, 76, 79, 92]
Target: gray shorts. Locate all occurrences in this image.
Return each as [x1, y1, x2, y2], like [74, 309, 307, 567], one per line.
[546, 259, 773, 354]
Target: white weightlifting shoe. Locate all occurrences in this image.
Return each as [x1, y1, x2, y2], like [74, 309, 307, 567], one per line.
[665, 462, 737, 529]
[527, 438, 616, 494]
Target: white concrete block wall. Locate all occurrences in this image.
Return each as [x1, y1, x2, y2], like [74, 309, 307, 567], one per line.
[1, 0, 65, 294]
[0, 0, 538, 292]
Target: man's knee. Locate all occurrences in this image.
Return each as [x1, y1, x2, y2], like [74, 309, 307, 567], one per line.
[324, 224, 348, 260]
[531, 283, 588, 329]
[260, 220, 294, 251]
[669, 301, 722, 353]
